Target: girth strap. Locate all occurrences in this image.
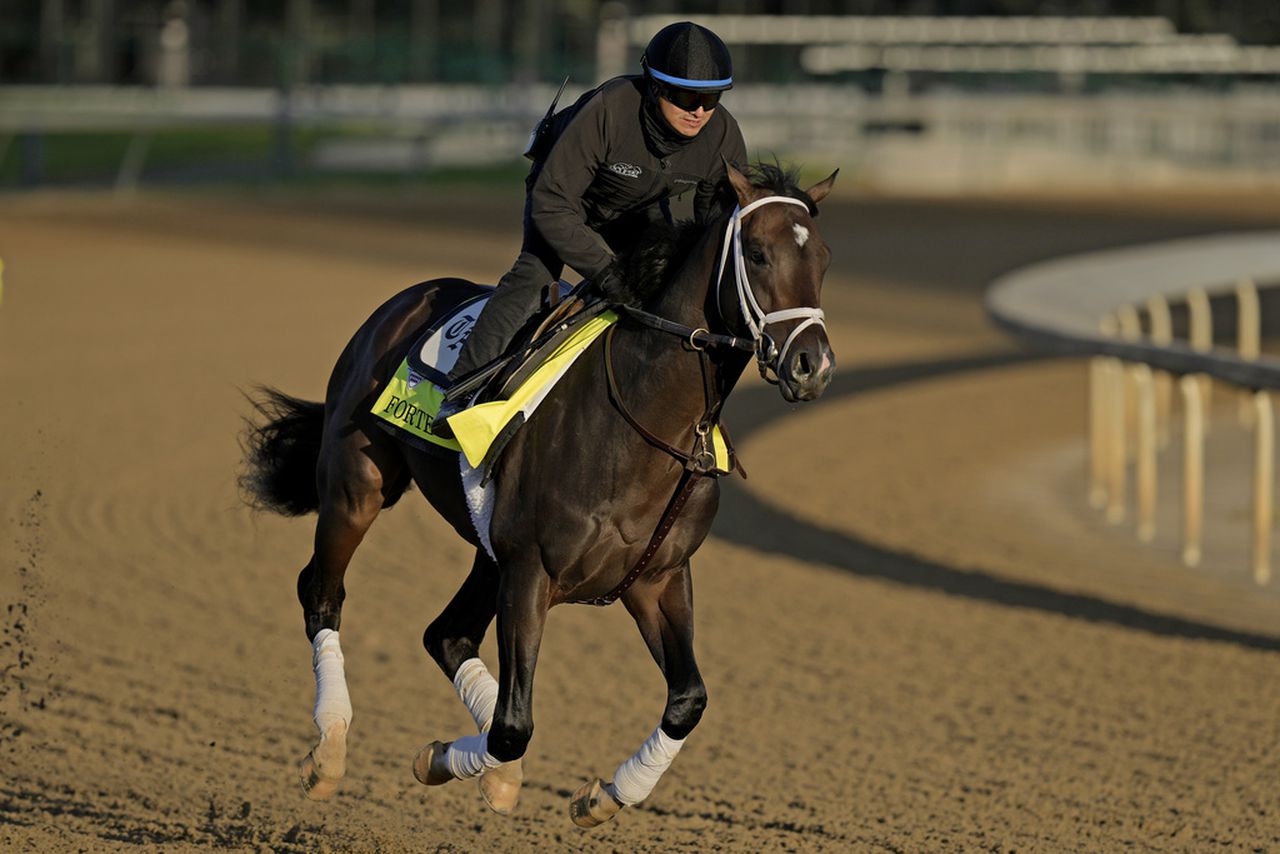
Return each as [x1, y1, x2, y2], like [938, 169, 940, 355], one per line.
[571, 467, 703, 606]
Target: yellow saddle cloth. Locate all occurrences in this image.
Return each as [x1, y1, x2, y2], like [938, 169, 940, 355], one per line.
[373, 309, 730, 472]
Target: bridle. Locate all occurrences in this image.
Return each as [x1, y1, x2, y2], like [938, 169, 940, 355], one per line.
[716, 195, 826, 384]
[626, 194, 827, 385]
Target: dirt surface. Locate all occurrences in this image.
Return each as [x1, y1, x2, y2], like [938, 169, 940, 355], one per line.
[2, 190, 1279, 852]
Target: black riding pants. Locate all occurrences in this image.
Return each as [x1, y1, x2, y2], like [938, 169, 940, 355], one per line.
[447, 198, 567, 382]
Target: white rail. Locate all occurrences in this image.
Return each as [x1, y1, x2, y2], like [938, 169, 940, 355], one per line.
[988, 233, 1280, 583]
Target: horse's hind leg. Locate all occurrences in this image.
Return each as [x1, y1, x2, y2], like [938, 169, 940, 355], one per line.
[571, 562, 706, 828]
[413, 550, 523, 814]
[297, 427, 405, 801]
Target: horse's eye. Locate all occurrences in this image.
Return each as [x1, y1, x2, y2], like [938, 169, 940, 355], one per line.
[748, 247, 767, 266]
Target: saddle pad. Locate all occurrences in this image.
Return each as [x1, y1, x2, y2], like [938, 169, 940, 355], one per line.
[372, 305, 621, 463]
[373, 305, 732, 473]
[447, 311, 619, 467]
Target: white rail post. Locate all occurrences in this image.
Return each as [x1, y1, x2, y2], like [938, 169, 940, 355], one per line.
[1146, 295, 1173, 449]
[1090, 315, 1119, 509]
[1187, 287, 1213, 432]
[1237, 278, 1261, 427]
[1253, 390, 1273, 586]
[1118, 305, 1142, 442]
[1134, 364, 1158, 542]
[1181, 375, 1204, 567]
[1089, 356, 1109, 509]
[1106, 356, 1127, 524]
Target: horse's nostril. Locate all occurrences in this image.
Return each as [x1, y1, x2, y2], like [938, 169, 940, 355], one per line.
[793, 351, 812, 380]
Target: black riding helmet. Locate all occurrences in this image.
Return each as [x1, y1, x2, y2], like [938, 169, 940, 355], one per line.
[642, 22, 733, 92]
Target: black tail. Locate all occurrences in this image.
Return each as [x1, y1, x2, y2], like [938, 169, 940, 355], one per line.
[239, 387, 325, 516]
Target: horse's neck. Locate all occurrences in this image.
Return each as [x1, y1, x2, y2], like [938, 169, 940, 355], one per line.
[648, 217, 724, 331]
[612, 217, 749, 424]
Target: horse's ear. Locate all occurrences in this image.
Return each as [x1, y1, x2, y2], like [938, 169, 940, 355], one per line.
[723, 158, 755, 207]
[804, 169, 839, 206]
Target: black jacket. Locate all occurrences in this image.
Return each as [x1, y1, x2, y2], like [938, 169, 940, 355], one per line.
[529, 76, 748, 281]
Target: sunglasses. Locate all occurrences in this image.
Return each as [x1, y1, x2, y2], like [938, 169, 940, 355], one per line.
[659, 84, 722, 112]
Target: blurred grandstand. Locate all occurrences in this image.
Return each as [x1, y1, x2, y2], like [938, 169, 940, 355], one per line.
[1, 1, 1278, 192]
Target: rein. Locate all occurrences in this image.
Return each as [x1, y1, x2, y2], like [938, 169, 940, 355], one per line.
[602, 325, 728, 475]
[620, 305, 755, 354]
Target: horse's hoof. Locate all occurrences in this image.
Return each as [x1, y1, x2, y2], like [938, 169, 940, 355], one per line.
[479, 758, 523, 815]
[412, 740, 455, 786]
[569, 778, 623, 828]
[299, 721, 347, 801]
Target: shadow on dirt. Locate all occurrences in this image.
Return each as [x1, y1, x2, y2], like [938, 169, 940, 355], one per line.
[716, 351, 1280, 653]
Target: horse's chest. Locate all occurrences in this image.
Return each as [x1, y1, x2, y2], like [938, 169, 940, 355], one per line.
[494, 474, 718, 595]
[586, 477, 714, 571]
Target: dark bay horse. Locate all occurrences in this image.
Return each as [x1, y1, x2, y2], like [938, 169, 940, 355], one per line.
[241, 162, 837, 826]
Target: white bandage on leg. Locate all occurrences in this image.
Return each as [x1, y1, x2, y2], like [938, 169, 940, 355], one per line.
[607, 726, 685, 806]
[311, 629, 353, 733]
[453, 658, 499, 733]
[444, 733, 503, 780]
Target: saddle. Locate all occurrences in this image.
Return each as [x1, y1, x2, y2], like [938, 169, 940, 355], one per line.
[478, 283, 606, 405]
[372, 281, 611, 463]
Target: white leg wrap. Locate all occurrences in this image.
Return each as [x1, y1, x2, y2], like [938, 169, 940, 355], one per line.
[444, 733, 503, 780]
[311, 629, 352, 733]
[607, 726, 685, 806]
[453, 658, 498, 733]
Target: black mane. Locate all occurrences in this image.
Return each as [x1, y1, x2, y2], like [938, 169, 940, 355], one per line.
[742, 161, 819, 217]
[606, 160, 815, 308]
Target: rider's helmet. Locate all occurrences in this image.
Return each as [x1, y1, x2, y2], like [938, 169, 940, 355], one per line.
[641, 22, 734, 93]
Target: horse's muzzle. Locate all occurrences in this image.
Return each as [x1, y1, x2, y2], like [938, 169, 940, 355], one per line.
[778, 336, 835, 402]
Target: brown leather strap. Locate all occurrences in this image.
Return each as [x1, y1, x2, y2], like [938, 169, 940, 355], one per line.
[572, 468, 703, 606]
[603, 325, 702, 467]
[620, 305, 756, 353]
[575, 323, 745, 606]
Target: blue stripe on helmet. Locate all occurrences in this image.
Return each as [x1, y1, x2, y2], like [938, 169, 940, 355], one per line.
[648, 67, 733, 89]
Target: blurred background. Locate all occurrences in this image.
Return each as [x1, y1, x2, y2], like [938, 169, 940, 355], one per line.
[2, 1, 1279, 193]
[4, 7, 1280, 850]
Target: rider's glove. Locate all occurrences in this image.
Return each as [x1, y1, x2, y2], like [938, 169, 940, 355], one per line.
[591, 265, 640, 309]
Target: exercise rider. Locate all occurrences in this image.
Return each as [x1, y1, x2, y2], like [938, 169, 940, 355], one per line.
[436, 21, 748, 434]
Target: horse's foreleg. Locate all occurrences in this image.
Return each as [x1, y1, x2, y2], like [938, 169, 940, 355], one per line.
[571, 563, 705, 828]
[415, 560, 549, 814]
[415, 550, 523, 813]
[297, 435, 398, 801]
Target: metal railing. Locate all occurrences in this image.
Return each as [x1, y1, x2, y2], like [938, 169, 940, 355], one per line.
[987, 232, 1280, 583]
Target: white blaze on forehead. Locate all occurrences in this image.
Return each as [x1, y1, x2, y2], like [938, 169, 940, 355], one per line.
[792, 223, 810, 248]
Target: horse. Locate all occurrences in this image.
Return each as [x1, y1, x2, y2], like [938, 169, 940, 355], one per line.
[240, 161, 837, 827]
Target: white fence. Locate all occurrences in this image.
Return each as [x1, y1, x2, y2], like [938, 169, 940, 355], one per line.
[988, 233, 1280, 583]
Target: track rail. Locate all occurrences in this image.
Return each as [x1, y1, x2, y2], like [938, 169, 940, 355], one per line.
[986, 231, 1280, 582]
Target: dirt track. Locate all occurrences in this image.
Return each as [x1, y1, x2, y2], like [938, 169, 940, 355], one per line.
[2, 190, 1279, 852]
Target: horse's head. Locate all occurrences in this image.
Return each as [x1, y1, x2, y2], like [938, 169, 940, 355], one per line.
[718, 163, 838, 403]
